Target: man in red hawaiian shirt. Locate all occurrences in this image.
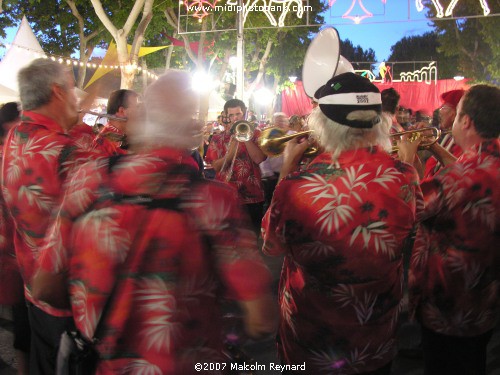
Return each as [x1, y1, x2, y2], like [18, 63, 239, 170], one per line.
[92, 89, 139, 155]
[204, 99, 266, 233]
[262, 73, 422, 374]
[33, 70, 277, 374]
[0, 58, 87, 374]
[400, 84, 500, 375]
[423, 89, 464, 178]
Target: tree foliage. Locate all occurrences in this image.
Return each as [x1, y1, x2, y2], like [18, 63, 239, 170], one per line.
[340, 39, 376, 62]
[386, 32, 457, 79]
[422, 0, 500, 82]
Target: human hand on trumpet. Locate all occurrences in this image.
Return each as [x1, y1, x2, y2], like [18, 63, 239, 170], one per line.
[279, 133, 313, 180]
[395, 132, 422, 164]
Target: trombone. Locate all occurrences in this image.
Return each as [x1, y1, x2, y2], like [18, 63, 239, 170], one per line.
[258, 127, 318, 157]
[390, 127, 444, 153]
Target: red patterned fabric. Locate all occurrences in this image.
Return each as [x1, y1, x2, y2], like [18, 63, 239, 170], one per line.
[205, 130, 264, 204]
[92, 123, 127, 156]
[423, 134, 463, 178]
[0, 151, 23, 305]
[1, 111, 100, 317]
[262, 147, 422, 374]
[409, 139, 500, 337]
[39, 148, 272, 374]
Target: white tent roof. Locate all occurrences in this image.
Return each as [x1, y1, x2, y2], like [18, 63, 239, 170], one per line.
[0, 16, 46, 103]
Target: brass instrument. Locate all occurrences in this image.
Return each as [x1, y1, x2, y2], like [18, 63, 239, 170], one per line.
[390, 127, 443, 153]
[258, 127, 318, 157]
[230, 120, 256, 142]
[79, 110, 127, 123]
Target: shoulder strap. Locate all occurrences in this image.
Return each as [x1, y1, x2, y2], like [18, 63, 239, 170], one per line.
[92, 159, 202, 343]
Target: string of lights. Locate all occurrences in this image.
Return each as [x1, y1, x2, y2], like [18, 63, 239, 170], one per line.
[1, 42, 159, 80]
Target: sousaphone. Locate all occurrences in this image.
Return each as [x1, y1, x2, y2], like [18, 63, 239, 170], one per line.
[302, 27, 354, 98]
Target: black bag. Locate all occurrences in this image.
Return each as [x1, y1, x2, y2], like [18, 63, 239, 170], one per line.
[56, 331, 99, 375]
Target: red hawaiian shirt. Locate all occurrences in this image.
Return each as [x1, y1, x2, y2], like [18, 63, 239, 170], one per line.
[1, 111, 100, 317]
[409, 139, 500, 337]
[423, 133, 463, 178]
[0, 150, 24, 305]
[205, 130, 264, 204]
[262, 147, 422, 374]
[92, 123, 127, 156]
[38, 148, 272, 374]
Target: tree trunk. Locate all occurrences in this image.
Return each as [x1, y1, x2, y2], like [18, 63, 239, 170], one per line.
[199, 92, 210, 123]
[246, 39, 273, 102]
[165, 36, 176, 71]
[91, 0, 153, 90]
[141, 60, 148, 92]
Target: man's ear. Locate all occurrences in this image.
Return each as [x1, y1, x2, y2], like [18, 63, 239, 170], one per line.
[116, 106, 127, 117]
[52, 84, 65, 102]
[461, 113, 473, 130]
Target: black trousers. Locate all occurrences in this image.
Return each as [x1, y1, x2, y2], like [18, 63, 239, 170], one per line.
[27, 302, 75, 375]
[12, 299, 31, 352]
[421, 326, 493, 375]
[244, 202, 264, 236]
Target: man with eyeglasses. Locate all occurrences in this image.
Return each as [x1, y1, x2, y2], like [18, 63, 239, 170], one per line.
[423, 89, 465, 178]
[205, 99, 266, 233]
[399, 84, 500, 375]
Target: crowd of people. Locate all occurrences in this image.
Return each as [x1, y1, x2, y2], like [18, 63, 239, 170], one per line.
[0, 56, 498, 375]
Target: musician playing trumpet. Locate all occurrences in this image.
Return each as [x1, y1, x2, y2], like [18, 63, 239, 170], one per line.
[205, 99, 266, 233]
[262, 72, 422, 374]
[397, 84, 500, 375]
[92, 89, 140, 155]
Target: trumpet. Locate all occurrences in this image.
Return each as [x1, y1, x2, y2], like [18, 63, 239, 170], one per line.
[390, 127, 443, 153]
[258, 127, 318, 157]
[79, 110, 127, 123]
[230, 120, 256, 142]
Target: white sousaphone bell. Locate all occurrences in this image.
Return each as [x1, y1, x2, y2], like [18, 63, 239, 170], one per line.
[302, 27, 354, 98]
[257, 28, 355, 157]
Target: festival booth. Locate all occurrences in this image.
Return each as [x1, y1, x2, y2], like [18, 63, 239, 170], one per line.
[0, 16, 46, 104]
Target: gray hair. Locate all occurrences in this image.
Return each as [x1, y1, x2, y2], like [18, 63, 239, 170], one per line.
[133, 70, 201, 150]
[307, 107, 391, 162]
[18, 58, 70, 111]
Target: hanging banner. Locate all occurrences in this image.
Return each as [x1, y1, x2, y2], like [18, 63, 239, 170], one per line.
[85, 42, 169, 89]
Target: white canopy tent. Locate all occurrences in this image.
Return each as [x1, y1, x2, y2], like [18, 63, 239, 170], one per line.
[0, 16, 46, 103]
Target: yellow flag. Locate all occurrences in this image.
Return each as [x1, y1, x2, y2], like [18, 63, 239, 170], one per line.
[84, 42, 169, 89]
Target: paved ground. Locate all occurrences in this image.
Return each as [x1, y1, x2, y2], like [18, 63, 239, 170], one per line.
[1, 253, 499, 374]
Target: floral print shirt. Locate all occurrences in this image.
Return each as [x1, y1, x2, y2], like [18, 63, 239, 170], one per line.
[92, 123, 127, 156]
[0, 149, 24, 305]
[262, 147, 422, 374]
[409, 139, 500, 337]
[1, 111, 99, 317]
[38, 148, 272, 374]
[205, 130, 264, 204]
[423, 133, 463, 178]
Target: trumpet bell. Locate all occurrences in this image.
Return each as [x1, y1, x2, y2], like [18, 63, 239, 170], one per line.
[258, 127, 317, 157]
[390, 127, 442, 153]
[231, 120, 255, 142]
[302, 27, 354, 98]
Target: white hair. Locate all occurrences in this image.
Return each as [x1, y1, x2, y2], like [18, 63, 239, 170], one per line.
[131, 70, 202, 150]
[307, 107, 391, 162]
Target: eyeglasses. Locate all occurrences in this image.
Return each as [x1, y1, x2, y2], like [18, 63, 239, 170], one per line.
[439, 105, 453, 112]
